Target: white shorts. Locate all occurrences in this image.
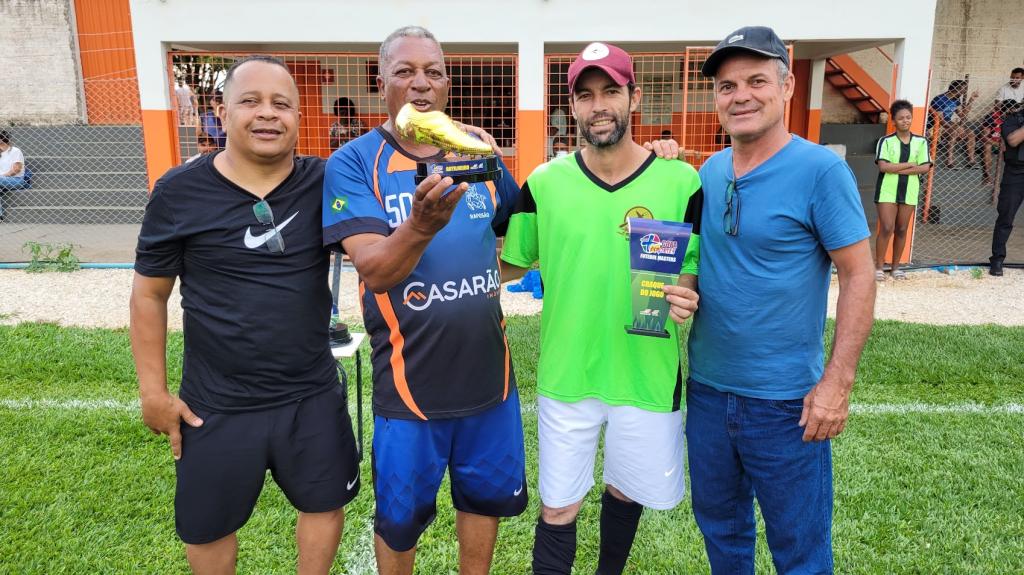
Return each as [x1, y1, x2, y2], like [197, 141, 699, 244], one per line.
[537, 395, 685, 510]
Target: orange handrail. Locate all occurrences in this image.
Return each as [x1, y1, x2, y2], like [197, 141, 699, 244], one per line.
[830, 54, 890, 110]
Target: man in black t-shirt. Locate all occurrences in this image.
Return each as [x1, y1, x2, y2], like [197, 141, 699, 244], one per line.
[130, 56, 359, 574]
[990, 104, 1024, 276]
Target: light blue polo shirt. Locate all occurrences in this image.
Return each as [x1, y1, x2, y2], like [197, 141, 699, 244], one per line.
[688, 136, 869, 400]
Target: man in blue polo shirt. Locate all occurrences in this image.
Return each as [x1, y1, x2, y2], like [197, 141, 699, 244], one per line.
[322, 25, 526, 575]
[665, 26, 876, 573]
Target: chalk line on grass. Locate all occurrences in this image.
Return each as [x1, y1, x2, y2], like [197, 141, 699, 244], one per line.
[1, 398, 139, 411]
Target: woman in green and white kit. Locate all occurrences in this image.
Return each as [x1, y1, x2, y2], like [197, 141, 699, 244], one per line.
[874, 100, 932, 280]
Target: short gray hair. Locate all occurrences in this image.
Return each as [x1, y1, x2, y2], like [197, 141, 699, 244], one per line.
[775, 58, 790, 81]
[379, 26, 442, 72]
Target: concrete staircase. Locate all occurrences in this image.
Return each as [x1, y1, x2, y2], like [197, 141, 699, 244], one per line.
[825, 54, 890, 124]
[2, 125, 148, 224]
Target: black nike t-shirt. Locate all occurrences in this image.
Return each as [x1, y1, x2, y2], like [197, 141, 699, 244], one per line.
[135, 153, 339, 412]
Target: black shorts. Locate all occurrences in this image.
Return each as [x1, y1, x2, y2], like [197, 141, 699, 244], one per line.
[174, 384, 360, 544]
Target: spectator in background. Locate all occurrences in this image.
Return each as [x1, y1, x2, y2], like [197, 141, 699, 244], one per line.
[874, 100, 932, 281]
[200, 92, 227, 148]
[0, 130, 29, 221]
[549, 136, 572, 159]
[175, 80, 198, 125]
[929, 80, 978, 168]
[981, 100, 1016, 188]
[185, 136, 217, 164]
[995, 67, 1024, 104]
[329, 97, 366, 150]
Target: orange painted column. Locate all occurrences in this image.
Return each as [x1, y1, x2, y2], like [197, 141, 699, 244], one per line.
[789, 60, 810, 139]
[910, 106, 927, 135]
[807, 110, 822, 144]
[141, 110, 178, 190]
[516, 109, 545, 185]
[74, 0, 140, 124]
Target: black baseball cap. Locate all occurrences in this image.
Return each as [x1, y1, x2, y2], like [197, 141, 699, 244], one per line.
[701, 26, 789, 78]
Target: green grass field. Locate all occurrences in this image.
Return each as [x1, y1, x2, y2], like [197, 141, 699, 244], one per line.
[2, 317, 1023, 574]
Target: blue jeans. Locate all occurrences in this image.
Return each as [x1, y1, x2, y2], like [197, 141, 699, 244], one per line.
[0, 175, 27, 218]
[685, 378, 833, 575]
[0, 175, 26, 190]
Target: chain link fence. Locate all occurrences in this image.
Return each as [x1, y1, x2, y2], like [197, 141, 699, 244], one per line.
[910, 73, 1024, 266]
[0, 20, 147, 263]
[544, 49, 733, 168]
[170, 52, 518, 174]
[3, 31, 1020, 267]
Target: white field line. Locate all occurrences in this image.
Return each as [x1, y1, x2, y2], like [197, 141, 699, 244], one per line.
[850, 402, 1024, 415]
[341, 506, 377, 575]
[1, 398, 139, 410]
[2, 398, 1024, 416]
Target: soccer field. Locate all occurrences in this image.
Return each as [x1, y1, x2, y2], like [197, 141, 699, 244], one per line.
[2, 317, 1023, 574]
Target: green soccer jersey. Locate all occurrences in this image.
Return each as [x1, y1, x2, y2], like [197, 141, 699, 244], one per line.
[501, 151, 703, 412]
[874, 132, 931, 206]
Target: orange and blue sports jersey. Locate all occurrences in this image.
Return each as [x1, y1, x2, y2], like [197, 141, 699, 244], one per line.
[322, 127, 520, 420]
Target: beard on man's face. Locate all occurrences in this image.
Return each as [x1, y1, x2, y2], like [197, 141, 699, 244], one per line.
[580, 108, 631, 148]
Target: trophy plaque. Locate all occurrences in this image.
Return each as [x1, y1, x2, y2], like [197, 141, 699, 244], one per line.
[626, 218, 693, 338]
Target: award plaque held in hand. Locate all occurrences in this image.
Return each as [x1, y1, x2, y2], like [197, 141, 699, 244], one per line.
[625, 218, 693, 338]
[395, 103, 503, 185]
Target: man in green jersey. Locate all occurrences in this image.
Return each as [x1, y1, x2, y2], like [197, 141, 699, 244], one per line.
[501, 42, 702, 575]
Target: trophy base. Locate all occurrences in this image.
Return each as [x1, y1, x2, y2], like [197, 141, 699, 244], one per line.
[625, 326, 671, 338]
[415, 156, 502, 185]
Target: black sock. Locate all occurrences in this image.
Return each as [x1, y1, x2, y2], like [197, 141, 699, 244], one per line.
[595, 490, 644, 575]
[533, 517, 577, 575]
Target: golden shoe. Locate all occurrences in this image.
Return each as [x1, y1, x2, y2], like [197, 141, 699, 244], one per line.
[395, 103, 493, 156]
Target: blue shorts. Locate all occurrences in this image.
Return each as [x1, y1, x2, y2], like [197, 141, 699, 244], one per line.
[372, 388, 528, 552]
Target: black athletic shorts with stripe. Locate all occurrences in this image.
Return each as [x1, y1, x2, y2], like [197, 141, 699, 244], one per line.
[174, 384, 361, 544]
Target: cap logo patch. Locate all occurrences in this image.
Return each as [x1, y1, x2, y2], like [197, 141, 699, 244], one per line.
[728, 34, 744, 44]
[582, 42, 610, 61]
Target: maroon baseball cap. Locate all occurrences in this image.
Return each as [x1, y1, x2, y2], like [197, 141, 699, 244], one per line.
[568, 42, 635, 93]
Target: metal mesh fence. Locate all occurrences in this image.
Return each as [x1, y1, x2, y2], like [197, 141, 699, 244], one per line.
[545, 50, 725, 167]
[544, 48, 791, 167]
[170, 52, 518, 177]
[4, 31, 1019, 267]
[910, 72, 1024, 266]
[0, 25, 146, 263]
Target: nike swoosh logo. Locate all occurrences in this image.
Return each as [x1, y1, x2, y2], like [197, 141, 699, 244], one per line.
[513, 485, 523, 496]
[664, 466, 677, 478]
[243, 211, 299, 249]
[347, 468, 360, 491]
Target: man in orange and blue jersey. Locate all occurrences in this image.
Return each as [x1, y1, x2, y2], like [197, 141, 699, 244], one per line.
[321, 25, 525, 575]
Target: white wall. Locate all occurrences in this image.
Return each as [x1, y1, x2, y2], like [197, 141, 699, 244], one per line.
[1, 0, 82, 124]
[130, 0, 938, 113]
